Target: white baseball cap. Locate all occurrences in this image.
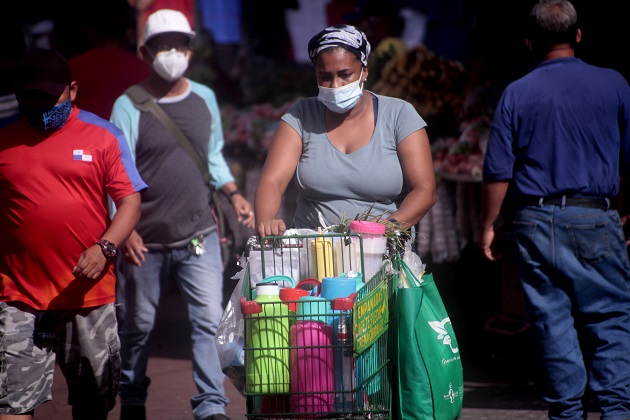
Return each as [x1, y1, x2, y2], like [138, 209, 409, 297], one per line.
[143, 9, 196, 45]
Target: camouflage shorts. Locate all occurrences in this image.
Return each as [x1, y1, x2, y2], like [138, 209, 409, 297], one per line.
[0, 302, 120, 415]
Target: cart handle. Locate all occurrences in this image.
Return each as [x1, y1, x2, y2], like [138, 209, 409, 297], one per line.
[240, 296, 263, 314]
[295, 278, 321, 296]
[259, 275, 295, 288]
[331, 292, 357, 311]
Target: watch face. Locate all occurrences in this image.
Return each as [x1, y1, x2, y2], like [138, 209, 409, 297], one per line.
[105, 244, 116, 257]
[97, 240, 117, 258]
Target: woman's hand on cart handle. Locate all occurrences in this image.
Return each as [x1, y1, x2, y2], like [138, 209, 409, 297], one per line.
[256, 218, 287, 238]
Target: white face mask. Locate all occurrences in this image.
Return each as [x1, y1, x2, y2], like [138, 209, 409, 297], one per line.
[317, 69, 364, 113]
[152, 49, 189, 81]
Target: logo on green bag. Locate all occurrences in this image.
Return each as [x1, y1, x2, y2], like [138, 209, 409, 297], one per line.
[429, 317, 459, 354]
[444, 383, 463, 404]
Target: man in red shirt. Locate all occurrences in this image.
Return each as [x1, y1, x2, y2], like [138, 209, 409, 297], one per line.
[0, 48, 147, 420]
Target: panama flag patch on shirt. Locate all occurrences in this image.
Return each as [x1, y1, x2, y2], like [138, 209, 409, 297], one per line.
[73, 150, 93, 162]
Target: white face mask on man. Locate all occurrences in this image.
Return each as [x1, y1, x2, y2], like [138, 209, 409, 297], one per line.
[317, 69, 364, 113]
[152, 48, 190, 81]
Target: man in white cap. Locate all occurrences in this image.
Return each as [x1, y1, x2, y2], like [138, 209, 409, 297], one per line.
[110, 8, 254, 420]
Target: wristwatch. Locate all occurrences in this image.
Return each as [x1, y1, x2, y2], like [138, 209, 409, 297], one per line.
[95, 239, 117, 259]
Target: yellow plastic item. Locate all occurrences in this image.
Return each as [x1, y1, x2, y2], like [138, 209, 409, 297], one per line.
[310, 237, 334, 281]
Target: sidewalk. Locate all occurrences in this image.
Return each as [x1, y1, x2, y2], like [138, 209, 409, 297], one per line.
[36, 255, 601, 420]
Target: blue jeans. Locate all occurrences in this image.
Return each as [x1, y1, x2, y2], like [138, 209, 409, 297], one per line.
[512, 204, 630, 420]
[116, 231, 228, 419]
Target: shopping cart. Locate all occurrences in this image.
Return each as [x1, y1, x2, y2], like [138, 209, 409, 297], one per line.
[240, 233, 396, 419]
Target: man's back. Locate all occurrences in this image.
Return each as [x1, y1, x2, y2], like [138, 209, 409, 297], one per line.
[480, 3, 630, 419]
[484, 57, 630, 198]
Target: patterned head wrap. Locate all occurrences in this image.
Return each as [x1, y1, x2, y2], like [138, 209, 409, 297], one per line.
[308, 24, 371, 67]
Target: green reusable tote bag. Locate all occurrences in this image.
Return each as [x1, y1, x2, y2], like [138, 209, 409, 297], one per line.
[394, 258, 464, 419]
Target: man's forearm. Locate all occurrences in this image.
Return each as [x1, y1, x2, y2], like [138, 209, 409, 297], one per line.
[102, 192, 142, 246]
[481, 181, 510, 229]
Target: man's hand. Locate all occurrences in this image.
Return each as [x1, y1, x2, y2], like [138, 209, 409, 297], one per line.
[73, 245, 109, 279]
[231, 194, 255, 229]
[480, 181, 509, 260]
[481, 225, 502, 261]
[121, 230, 148, 267]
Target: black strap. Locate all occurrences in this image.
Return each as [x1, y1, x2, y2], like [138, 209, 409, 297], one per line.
[124, 85, 210, 184]
[124, 84, 233, 266]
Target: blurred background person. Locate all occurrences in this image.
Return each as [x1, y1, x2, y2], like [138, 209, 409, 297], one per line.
[68, 0, 150, 119]
[346, 0, 407, 91]
[0, 23, 28, 128]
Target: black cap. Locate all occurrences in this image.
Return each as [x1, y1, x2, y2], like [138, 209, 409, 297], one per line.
[15, 48, 72, 97]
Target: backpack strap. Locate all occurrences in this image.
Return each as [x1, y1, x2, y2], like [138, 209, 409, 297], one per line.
[124, 84, 155, 112]
[124, 84, 233, 267]
[124, 84, 210, 184]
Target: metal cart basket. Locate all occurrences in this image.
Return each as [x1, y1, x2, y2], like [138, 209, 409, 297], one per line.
[240, 233, 396, 419]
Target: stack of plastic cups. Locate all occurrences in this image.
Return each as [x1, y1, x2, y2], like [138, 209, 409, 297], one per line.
[290, 296, 334, 416]
[321, 276, 357, 412]
[349, 221, 387, 283]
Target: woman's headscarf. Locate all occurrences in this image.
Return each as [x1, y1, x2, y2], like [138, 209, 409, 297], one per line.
[307, 24, 371, 67]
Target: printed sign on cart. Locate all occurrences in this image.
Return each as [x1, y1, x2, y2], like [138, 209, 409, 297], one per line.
[354, 280, 388, 354]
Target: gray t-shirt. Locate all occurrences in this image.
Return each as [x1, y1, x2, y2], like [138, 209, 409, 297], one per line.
[282, 92, 427, 228]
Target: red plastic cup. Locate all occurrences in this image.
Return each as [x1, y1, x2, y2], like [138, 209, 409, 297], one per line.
[279, 288, 310, 313]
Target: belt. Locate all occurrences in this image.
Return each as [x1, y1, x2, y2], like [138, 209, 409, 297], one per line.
[515, 195, 611, 210]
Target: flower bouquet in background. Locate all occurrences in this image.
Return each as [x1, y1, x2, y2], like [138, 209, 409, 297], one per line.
[221, 100, 297, 161]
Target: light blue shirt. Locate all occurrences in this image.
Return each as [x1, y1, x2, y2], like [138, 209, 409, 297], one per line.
[282, 92, 427, 228]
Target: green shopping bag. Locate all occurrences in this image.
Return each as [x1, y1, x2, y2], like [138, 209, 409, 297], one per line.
[393, 255, 464, 420]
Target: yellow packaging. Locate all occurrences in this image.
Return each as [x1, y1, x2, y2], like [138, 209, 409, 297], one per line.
[310, 237, 334, 280]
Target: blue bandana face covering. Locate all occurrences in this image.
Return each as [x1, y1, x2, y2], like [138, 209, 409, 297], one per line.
[42, 98, 72, 130]
[20, 98, 72, 131]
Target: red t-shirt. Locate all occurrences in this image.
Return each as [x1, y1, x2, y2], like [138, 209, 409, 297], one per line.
[70, 46, 150, 119]
[0, 107, 145, 310]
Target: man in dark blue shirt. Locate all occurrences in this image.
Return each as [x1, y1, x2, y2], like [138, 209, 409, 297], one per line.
[481, 1, 630, 419]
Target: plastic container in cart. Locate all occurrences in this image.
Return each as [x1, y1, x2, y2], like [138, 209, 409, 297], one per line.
[241, 233, 395, 419]
[349, 221, 387, 282]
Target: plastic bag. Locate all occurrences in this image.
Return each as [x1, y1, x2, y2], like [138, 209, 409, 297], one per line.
[215, 266, 246, 396]
[400, 246, 427, 288]
[246, 229, 318, 287]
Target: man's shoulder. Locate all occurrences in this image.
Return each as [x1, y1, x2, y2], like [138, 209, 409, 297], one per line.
[75, 108, 125, 138]
[111, 91, 139, 115]
[187, 79, 217, 99]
